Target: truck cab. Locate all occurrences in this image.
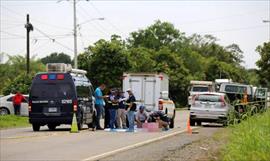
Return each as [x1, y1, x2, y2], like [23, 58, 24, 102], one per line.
[188, 81, 215, 109]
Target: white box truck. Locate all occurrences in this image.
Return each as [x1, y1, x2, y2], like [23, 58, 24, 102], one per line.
[122, 72, 176, 128]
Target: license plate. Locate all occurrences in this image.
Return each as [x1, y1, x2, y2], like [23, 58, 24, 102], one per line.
[48, 107, 57, 112]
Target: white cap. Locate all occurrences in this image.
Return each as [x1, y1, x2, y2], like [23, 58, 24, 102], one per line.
[126, 88, 132, 92]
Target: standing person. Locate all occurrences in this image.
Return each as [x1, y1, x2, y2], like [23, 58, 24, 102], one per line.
[126, 89, 136, 132]
[136, 105, 149, 128]
[116, 90, 127, 129]
[108, 89, 118, 130]
[12, 91, 26, 115]
[94, 84, 107, 130]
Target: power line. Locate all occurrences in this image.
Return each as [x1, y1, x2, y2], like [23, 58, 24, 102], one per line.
[0, 30, 25, 38]
[87, 1, 126, 36]
[1, 5, 73, 31]
[35, 27, 74, 52]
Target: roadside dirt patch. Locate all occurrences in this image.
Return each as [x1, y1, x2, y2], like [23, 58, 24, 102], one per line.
[161, 128, 230, 161]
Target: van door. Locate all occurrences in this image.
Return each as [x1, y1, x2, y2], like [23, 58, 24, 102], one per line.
[144, 77, 156, 111]
[129, 77, 143, 107]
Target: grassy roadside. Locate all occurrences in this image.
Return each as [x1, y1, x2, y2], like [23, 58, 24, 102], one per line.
[222, 109, 270, 161]
[0, 115, 30, 129]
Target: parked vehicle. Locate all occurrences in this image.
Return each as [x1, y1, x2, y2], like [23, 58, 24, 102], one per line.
[189, 92, 232, 126]
[219, 83, 253, 103]
[0, 94, 29, 116]
[122, 72, 175, 128]
[188, 80, 215, 109]
[29, 63, 96, 131]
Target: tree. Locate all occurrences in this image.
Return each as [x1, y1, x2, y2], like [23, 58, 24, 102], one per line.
[256, 42, 270, 88]
[0, 55, 45, 94]
[127, 20, 185, 51]
[40, 52, 72, 65]
[78, 35, 131, 88]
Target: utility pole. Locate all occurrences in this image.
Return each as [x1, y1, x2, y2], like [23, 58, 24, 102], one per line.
[25, 14, 33, 74]
[73, 0, 78, 69]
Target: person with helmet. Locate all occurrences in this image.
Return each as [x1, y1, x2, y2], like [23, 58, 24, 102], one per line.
[136, 105, 149, 128]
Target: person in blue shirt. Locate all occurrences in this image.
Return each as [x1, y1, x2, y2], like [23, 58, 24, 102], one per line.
[94, 83, 107, 130]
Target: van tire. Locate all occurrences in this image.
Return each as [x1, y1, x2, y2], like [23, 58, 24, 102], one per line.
[32, 124, 40, 131]
[47, 124, 56, 131]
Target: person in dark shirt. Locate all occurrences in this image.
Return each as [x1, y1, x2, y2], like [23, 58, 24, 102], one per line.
[126, 88, 136, 132]
[148, 111, 170, 130]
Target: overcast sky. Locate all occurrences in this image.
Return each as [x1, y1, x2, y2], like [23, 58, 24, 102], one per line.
[1, 0, 269, 68]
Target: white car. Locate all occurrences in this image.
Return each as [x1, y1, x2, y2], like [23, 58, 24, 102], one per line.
[0, 94, 29, 116]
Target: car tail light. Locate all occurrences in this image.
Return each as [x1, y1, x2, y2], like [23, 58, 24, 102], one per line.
[41, 74, 48, 80]
[220, 96, 226, 107]
[158, 100, 163, 110]
[28, 100, 32, 112]
[57, 74, 64, 80]
[73, 100, 78, 112]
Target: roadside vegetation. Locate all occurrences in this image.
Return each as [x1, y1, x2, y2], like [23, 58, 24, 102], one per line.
[222, 109, 270, 161]
[0, 115, 30, 129]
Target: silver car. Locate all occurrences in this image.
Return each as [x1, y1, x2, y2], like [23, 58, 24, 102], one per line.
[189, 92, 232, 126]
[0, 94, 29, 116]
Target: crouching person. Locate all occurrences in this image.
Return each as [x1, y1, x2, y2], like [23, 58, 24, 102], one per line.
[148, 111, 169, 131]
[136, 106, 149, 128]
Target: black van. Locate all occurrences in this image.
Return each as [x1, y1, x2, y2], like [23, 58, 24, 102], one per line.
[29, 68, 96, 131]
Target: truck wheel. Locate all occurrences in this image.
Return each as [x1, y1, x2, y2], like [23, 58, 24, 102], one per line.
[77, 113, 83, 130]
[190, 118, 195, 126]
[32, 124, 40, 131]
[169, 118, 174, 128]
[47, 124, 56, 131]
[196, 121, 202, 126]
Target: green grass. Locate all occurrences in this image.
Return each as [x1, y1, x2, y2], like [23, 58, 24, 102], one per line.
[222, 109, 270, 161]
[0, 115, 30, 129]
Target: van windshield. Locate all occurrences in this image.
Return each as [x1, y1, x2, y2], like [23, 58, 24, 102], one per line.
[31, 83, 75, 99]
[192, 86, 209, 92]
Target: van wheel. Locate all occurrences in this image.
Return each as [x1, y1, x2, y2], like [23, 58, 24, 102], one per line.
[32, 124, 40, 131]
[77, 113, 83, 130]
[197, 121, 202, 126]
[47, 124, 56, 131]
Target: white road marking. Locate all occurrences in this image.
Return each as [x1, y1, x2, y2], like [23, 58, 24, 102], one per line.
[81, 127, 199, 161]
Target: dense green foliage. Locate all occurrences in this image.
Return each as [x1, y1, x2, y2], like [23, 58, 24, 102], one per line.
[256, 42, 270, 88]
[0, 115, 30, 129]
[78, 20, 259, 106]
[0, 54, 45, 95]
[223, 109, 270, 161]
[40, 52, 72, 64]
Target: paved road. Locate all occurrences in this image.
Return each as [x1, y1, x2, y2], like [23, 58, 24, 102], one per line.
[1, 110, 190, 161]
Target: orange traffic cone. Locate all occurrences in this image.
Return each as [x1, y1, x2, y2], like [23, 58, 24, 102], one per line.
[187, 117, 192, 134]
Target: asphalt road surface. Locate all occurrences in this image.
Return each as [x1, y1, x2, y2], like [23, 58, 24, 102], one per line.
[1, 110, 196, 161]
